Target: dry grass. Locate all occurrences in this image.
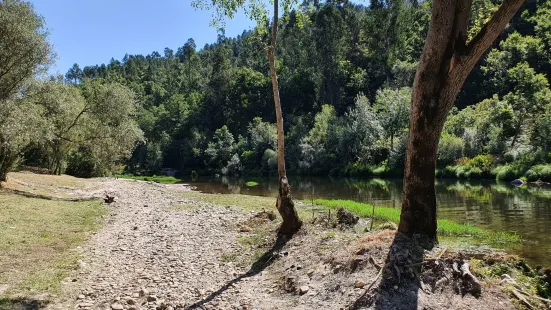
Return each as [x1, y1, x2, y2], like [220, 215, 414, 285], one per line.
[0, 191, 105, 301]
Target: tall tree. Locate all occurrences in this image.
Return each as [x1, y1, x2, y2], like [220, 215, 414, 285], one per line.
[192, 0, 303, 234]
[0, 0, 51, 102]
[398, 0, 526, 244]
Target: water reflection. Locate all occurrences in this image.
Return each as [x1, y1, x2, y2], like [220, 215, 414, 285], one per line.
[183, 176, 551, 266]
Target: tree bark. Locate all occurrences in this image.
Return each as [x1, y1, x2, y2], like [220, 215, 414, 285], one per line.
[398, 0, 526, 246]
[269, 0, 302, 235]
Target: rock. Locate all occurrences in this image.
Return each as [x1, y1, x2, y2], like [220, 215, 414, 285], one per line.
[127, 298, 136, 305]
[79, 303, 93, 308]
[354, 280, 366, 288]
[132, 292, 140, 298]
[139, 288, 149, 297]
[511, 179, 526, 186]
[77, 294, 85, 300]
[111, 304, 124, 310]
[299, 286, 309, 295]
[147, 295, 158, 302]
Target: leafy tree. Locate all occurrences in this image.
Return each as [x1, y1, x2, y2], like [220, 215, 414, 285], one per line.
[504, 61, 551, 147]
[0, 0, 52, 102]
[372, 87, 411, 151]
[0, 96, 47, 182]
[205, 125, 236, 169]
[65, 63, 83, 84]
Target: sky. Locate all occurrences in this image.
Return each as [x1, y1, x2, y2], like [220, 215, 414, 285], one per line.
[29, 0, 259, 75]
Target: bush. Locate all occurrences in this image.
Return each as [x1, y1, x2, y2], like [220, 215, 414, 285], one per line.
[223, 153, 243, 176]
[438, 133, 464, 166]
[493, 165, 520, 181]
[525, 164, 551, 182]
[469, 155, 494, 171]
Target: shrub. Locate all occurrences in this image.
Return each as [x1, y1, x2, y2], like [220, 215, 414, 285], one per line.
[469, 154, 494, 171]
[525, 164, 551, 182]
[437, 133, 464, 166]
[494, 165, 520, 181]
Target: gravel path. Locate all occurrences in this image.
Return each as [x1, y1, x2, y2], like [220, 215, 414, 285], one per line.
[47, 179, 281, 310]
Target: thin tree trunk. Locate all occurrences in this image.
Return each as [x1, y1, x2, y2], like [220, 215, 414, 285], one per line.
[269, 0, 302, 235]
[398, 0, 526, 247]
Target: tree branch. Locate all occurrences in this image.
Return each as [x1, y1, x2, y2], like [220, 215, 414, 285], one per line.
[463, 0, 526, 66]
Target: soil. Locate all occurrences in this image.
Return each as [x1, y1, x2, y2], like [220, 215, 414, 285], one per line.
[2, 172, 547, 310]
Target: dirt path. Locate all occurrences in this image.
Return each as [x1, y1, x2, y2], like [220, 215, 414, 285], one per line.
[46, 179, 284, 310]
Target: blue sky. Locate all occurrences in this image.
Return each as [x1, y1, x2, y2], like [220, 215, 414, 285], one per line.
[29, 0, 258, 75]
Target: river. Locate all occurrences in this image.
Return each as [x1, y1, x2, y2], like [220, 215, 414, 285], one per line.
[182, 176, 551, 267]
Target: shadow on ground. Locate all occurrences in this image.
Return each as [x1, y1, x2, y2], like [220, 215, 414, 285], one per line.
[0, 298, 50, 310]
[185, 234, 290, 309]
[352, 233, 424, 310]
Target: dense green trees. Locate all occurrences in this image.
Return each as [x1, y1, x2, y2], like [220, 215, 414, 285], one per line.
[53, 0, 548, 183]
[4, 0, 551, 184]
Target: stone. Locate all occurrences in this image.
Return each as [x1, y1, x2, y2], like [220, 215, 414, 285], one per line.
[147, 295, 158, 302]
[299, 286, 309, 295]
[354, 280, 366, 288]
[111, 304, 124, 310]
[77, 295, 85, 300]
[79, 303, 93, 308]
[139, 288, 149, 297]
[132, 293, 140, 298]
[127, 298, 136, 305]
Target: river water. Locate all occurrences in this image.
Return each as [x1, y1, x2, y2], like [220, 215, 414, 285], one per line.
[183, 176, 551, 267]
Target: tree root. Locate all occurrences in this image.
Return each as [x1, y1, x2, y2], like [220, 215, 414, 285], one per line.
[452, 260, 482, 297]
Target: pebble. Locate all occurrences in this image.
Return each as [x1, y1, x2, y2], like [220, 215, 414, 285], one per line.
[299, 286, 309, 295]
[354, 280, 366, 288]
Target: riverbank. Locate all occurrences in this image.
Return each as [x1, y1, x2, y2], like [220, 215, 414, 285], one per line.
[1, 172, 550, 309]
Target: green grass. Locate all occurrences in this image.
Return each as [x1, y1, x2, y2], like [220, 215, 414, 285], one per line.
[117, 174, 183, 184]
[313, 199, 521, 244]
[0, 192, 105, 301]
[245, 181, 259, 187]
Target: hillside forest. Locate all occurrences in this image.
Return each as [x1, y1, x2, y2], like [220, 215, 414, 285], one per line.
[2, 0, 551, 182]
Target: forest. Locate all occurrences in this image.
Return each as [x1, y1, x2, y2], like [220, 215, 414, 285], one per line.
[2, 0, 551, 182]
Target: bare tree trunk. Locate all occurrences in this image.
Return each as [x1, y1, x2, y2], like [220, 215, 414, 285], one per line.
[398, 0, 526, 246]
[269, 0, 302, 235]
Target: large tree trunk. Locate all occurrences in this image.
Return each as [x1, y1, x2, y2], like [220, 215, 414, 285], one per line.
[398, 0, 526, 246]
[269, 0, 302, 235]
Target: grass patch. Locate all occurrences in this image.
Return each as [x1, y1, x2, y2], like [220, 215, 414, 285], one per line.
[313, 199, 520, 244]
[0, 192, 105, 300]
[245, 181, 259, 187]
[117, 174, 183, 184]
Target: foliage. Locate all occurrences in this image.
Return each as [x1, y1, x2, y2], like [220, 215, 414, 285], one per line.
[0, 0, 52, 102]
